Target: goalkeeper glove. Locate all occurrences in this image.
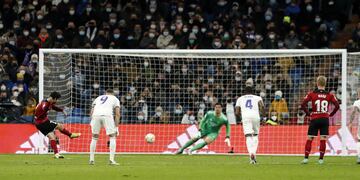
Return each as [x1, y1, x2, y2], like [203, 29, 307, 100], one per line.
[194, 129, 202, 139]
[224, 137, 231, 147]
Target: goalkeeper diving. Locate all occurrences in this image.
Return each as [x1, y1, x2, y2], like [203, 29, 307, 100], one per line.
[175, 103, 231, 154]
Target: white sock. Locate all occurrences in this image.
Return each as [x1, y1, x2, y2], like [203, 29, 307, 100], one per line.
[109, 137, 117, 162]
[357, 142, 360, 158]
[246, 136, 253, 156]
[253, 136, 259, 156]
[90, 138, 97, 161]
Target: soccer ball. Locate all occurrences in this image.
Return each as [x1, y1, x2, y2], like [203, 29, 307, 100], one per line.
[145, 133, 155, 143]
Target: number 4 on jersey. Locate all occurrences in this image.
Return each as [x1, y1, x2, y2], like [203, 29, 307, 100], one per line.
[245, 99, 253, 109]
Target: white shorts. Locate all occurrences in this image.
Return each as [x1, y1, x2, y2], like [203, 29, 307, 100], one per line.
[242, 117, 260, 135]
[91, 115, 117, 135]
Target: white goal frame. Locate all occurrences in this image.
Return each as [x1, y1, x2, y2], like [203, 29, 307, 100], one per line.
[38, 49, 349, 155]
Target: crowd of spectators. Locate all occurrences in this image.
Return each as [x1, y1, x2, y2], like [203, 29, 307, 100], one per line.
[0, 0, 358, 124]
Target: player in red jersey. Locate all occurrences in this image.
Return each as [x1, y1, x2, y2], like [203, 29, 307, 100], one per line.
[34, 92, 80, 158]
[300, 76, 339, 164]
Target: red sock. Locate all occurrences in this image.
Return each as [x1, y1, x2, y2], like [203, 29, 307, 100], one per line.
[319, 140, 326, 159]
[60, 128, 72, 137]
[50, 140, 59, 154]
[305, 139, 313, 158]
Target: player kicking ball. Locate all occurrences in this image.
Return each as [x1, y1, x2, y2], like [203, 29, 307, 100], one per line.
[235, 86, 266, 164]
[300, 76, 339, 164]
[34, 92, 81, 159]
[349, 88, 360, 164]
[175, 103, 231, 155]
[89, 89, 121, 165]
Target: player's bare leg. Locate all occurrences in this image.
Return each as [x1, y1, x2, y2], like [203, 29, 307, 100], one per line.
[108, 133, 119, 165]
[188, 136, 214, 155]
[47, 132, 63, 158]
[318, 135, 327, 164]
[56, 124, 81, 139]
[89, 134, 98, 165]
[302, 136, 314, 164]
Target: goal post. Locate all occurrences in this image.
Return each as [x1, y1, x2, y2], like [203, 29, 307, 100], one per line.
[38, 49, 350, 155]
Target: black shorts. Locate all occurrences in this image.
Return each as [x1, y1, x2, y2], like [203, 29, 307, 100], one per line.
[307, 118, 329, 136]
[36, 121, 58, 136]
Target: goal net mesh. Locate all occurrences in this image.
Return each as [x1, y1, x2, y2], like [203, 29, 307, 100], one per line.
[41, 50, 347, 155]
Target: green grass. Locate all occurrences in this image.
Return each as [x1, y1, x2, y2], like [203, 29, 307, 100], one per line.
[0, 154, 359, 180]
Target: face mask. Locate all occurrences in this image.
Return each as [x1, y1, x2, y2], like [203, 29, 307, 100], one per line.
[46, 25, 52, 29]
[57, 35, 63, 39]
[201, 28, 206, 33]
[199, 103, 206, 109]
[315, 17, 321, 23]
[265, 84, 272, 90]
[189, 39, 195, 44]
[37, 15, 43, 20]
[214, 41, 221, 47]
[86, 8, 92, 12]
[170, 25, 176, 30]
[244, 61, 250, 67]
[149, 33, 155, 38]
[269, 34, 275, 39]
[260, 92, 266, 98]
[275, 95, 281, 100]
[33, 1, 38, 6]
[126, 95, 132, 100]
[31, 27, 36, 33]
[181, 68, 187, 73]
[13, 92, 19, 97]
[163, 31, 169, 36]
[79, 31, 85, 36]
[144, 62, 149, 67]
[146, 15, 152, 20]
[208, 97, 214, 103]
[217, 0, 227, 6]
[18, 87, 24, 92]
[192, 28, 199, 34]
[150, 24, 156, 29]
[23, 31, 29, 36]
[156, 112, 162, 116]
[208, 78, 214, 83]
[9, 41, 16, 46]
[20, 70, 26, 75]
[59, 74, 65, 79]
[93, 84, 100, 89]
[265, 15, 272, 21]
[306, 4, 312, 12]
[150, 8, 156, 13]
[127, 36, 134, 40]
[1, 85, 6, 91]
[0, 24, 3, 29]
[110, 19, 117, 24]
[138, 115, 144, 120]
[175, 109, 182, 114]
[178, 7, 184, 12]
[235, 76, 241, 81]
[113, 34, 120, 39]
[106, 8, 112, 13]
[183, 28, 188, 33]
[69, 10, 75, 15]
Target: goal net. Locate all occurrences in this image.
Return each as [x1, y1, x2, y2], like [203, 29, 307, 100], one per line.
[38, 49, 349, 155]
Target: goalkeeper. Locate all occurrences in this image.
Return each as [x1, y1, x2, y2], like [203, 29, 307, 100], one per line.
[175, 103, 231, 154]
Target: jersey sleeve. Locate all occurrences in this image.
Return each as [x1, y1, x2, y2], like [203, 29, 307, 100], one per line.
[199, 112, 209, 130]
[329, 94, 340, 117]
[51, 104, 64, 112]
[300, 92, 311, 115]
[235, 98, 242, 107]
[353, 100, 360, 110]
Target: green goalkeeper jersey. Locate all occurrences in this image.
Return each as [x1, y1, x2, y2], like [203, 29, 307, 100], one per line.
[199, 111, 230, 137]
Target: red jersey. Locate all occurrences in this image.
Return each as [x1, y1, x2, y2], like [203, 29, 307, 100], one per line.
[34, 100, 63, 125]
[301, 89, 340, 120]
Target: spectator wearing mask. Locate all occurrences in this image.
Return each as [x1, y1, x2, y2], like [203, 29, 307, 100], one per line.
[268, 90, 289, 124]
[157, 28, 173, 49]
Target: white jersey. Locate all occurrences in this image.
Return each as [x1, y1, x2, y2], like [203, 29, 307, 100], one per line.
[235, 94, 263, 120]
[92, 95, 120, 117]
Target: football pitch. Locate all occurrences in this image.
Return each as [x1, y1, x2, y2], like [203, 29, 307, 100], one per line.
[0, 154, 359, 180]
